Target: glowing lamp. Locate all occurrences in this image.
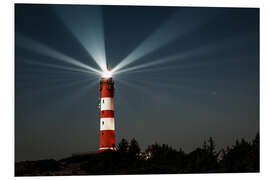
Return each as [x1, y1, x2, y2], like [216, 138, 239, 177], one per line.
[102, 70, 113, 78]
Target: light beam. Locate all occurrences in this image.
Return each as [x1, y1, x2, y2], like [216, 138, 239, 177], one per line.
[112, 8, 215, 72]
[114, 35, 254, 75]
[16, 34, 102, 75]
[56, 5, 107, 71]
[19, 58, 98, 76]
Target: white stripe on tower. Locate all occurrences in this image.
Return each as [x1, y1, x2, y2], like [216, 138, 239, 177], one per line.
[100, 117, 115, 130]
[100, 97, 114, 111]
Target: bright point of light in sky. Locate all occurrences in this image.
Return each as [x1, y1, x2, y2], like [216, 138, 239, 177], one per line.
[101, 70, 113, 78]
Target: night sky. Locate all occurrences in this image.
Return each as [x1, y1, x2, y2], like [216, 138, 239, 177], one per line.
[15, 4, 259, 161]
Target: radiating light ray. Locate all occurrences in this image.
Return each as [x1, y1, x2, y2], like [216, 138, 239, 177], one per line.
[116, 73, 204, 84]
[115, 78, 182, 107]
[115, 78, 179, 115]
[15, 66, 95, 80]
[116, 76, 210, 95]
[19, 58, 98, 76]
[114, 79, 143, 113]
[55, 5, 107, 71]
[16, 34, 102, 75]
[114, 78, 155, 99]
[116, 54, 254, 76]
[17, 77, 100, 117]
[115, 77, 170, 100]
[15, 69, 97, 91]
[115, 76, 212, 113]
[114, 35, 254, 75]
[115, 59, 211, 75]
[16, 72, 97, 87]
[114, 53, 187, 75]
[112, 9, 216, 72]
[17, 76, 97, 97]
[114, 64, 185, 75]
[114, 45, 210, 75]
[52, 79, 100, 108]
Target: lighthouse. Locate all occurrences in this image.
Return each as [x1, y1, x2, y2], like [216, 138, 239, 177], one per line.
[99, 68, 116, 151]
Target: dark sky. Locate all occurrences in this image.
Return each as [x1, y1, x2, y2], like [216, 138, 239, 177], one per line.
[15, 4, 259, 161]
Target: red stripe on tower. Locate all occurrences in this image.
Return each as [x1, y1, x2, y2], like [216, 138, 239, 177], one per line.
[100, 110, 114, 118]
[99, 76, 116, 151]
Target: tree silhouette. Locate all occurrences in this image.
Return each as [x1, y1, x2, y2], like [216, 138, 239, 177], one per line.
[185, 137, 219, 173]
[144, 143, 183, 173]
[129, 138, 141, 156]
[252, 132, 259, 171]
[15, 133, 260, 176]
[219, 137, 259, 172]
[117, 138, 129, 154]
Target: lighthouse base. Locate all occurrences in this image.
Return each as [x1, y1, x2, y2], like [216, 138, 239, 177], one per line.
[99, 130, 116, 151]
[99, 147, 116, 151]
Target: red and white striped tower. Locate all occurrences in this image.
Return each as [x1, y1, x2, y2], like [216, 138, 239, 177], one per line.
[99, 68, 116, 151]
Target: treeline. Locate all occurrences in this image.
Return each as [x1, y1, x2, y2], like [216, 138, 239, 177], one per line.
[15, 133, 259, 176]
[80, 133, 259, 174]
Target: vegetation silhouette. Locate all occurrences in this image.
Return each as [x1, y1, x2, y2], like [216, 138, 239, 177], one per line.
[15, 133, 259, 176]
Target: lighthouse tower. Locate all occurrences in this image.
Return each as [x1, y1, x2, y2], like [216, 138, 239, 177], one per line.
[99, 68, 116, 151]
